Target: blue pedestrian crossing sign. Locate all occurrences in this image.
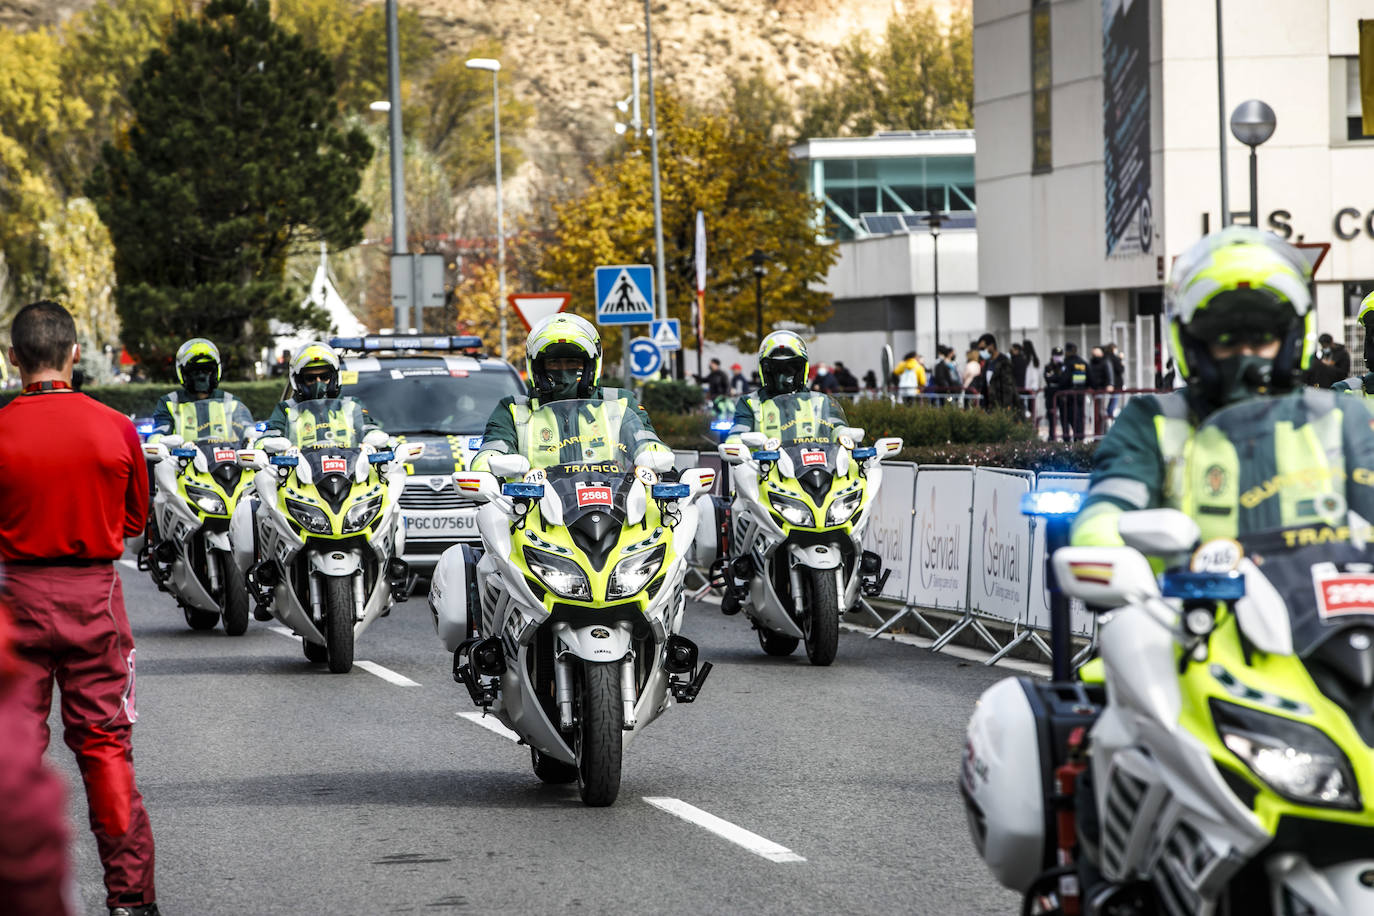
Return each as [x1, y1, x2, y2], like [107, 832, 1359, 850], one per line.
[650, 318, 681, 351]
[628, 337, 662, 379]
[595, 265, 655, 325]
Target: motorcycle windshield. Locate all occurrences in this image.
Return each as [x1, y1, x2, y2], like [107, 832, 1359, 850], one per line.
[193, 439, 241, 467]
[761, 392, 848, 472]
[516, 399, 644, 522]
[289, 398, 369, 448]
[1193, 395, 1374, 656]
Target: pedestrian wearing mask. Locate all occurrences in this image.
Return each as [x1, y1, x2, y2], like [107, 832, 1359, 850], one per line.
[1042, 346, 1064, 438]
[1059, 342, 1091, 441]
[978, 334, 1018, 411]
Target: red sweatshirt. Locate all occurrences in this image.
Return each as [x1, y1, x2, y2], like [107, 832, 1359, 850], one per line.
[0, 391, 148, 562]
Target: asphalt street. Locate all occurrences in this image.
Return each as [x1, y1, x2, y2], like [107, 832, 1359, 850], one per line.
[47, 562, 1023, 915]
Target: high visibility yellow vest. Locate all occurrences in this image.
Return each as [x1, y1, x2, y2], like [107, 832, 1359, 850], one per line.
[285, 400, 364, 448]
[174, 395, 236, 440]
[750, 396, 828, 441]
[513, 395, 628, 468]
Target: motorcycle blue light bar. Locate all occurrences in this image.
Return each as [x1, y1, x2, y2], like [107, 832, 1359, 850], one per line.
[254, 420, 268, 432]
[1160, 571, 1246, 601]
[502, 482, 545, 499]
[136, 421, 154, 434]
[368, 451, 394, 464]
[852, 446, 877, 459]
[752, 450, 780, 461]
[171, 447, 197, 458]
[710, 420, 733, 432]
[1020, 490, 1083, 517]
[270, 455, 299, 467]
[468, 436, 484, 450]
[329, 335, 483, 352]
[651, 483, 690, 500]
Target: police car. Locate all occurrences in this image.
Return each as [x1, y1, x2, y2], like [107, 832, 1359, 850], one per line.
[330, 335, 524, 581]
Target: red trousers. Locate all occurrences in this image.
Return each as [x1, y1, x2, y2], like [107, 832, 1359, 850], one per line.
[5, 564, 156, 909]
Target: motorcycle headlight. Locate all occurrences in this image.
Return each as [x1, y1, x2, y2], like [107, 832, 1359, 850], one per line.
[184, 484, 226, 516]
[523, 547, 591, 600]
[825, 488, 864, 526]
[768, 490, 813, 527]
[286, 498, 332, 534]
[343, 496, 383, 533]
[608, 546, 666, 599]
[1212, 700, 1361, 810]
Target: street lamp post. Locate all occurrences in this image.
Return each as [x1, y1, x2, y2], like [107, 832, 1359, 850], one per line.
[749, 249, 767, 348]
[466, 57, 507, 361]
[1229, 99, 1276, 228]
[384, 0, 408, 332]
[925, 210, 945, 354]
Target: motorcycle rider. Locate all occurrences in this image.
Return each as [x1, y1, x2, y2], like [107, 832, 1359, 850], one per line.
[470, 314, 672, 472]
[1071, 226, 1365, 549]
[258, 341, 387, 452]
[1332, 291, 1374, 397]
[148, 338, 255, 445]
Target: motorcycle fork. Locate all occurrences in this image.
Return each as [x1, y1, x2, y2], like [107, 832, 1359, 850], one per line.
[204, 537, 221, 594]
[787, 561, 807, 614]
[308, 573, 323, 621]
[554, 655, 574, 730]
[353, 572, 365, 622]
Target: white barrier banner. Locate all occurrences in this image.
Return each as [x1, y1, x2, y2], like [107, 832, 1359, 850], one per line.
[860, 463, 916, 602]
[1026, 473, 1092, 635]
[909, 467, 974, 610]
[970, 468, 1034, 622]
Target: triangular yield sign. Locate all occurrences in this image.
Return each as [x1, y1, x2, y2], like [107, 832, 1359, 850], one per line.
[508, 292, 571, 331]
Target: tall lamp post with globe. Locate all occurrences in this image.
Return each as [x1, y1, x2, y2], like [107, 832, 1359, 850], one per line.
[1229, 100, 1276, 229]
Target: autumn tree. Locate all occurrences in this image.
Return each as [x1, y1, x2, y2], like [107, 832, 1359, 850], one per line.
[87, 0, 372, 379]
[798, 0, 973, 138]
[539, 90, 836, 360]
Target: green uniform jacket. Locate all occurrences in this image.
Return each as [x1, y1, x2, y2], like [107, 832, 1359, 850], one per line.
[150, 390, 255, 443]
[470, 387, 666, 471]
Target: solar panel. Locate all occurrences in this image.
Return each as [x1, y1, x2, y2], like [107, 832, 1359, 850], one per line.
[859, 213, 906, 235]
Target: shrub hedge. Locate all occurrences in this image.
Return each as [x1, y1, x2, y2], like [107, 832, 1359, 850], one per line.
[638, 379, 705, 415]
[897, 440, 1097, 473]
[0, 380, 286, 419]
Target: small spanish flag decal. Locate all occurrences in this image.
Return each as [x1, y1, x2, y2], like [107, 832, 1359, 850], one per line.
[455, 476, 482, 493]
[1068, 561, 1114, 585]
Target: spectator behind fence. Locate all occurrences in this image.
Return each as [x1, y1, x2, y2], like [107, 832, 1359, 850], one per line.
[931, 345, 960, 392]
[1010, 342, 1028, 389]
[962, 348, 984, 396]
[1043, 346, 1065, 438]
[0, 301, 159, 916]
[812, 364, 840, 394]
[977, 333, 1018, 410]
[894, 351, 925, 402]
[1022, 339, 1042, 392]
[832, 361, 859, 392]
[730, 363, 749, 395]
[701, 358, 730, 398]
[1059, 341, 1091, 441]
[1104, 342, 1125, 418]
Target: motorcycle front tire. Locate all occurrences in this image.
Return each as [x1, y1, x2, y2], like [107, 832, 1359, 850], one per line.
[324, 574, 355, 674]
[803, 568, 840, 667]
[575, 662, 623, 807]
[221, 553, 250, 637]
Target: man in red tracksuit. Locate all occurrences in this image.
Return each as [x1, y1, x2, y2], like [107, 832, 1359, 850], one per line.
[0, 301, 159, 916]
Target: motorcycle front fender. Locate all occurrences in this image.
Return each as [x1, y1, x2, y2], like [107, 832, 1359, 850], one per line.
[204, 530, 231, 552]
[787, 541, 843, 570]
[554, 621, 632, 663]
[308, 548, 362, 577]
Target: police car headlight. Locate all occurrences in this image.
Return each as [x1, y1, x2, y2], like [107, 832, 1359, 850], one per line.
[825, 489, 864, 526]
[343, 496, 384, 533]
[768, 491, 813, 527]
[286, 499, 332, 534]
[184, 484, 227, 516]
[608, 546, 665, 599]
[524, 548, 591, 600]
[1213, 700, 1360, 810]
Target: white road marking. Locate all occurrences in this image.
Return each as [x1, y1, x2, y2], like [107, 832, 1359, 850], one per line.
[457, 711, 521, 742]
[117, 558, 138, 570]
[642, 797, 806, 863]
[356, 660, 420, 687]
[266, 627, 418, 685]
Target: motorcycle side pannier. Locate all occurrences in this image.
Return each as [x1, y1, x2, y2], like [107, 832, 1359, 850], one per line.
[429, 544, 482, 651]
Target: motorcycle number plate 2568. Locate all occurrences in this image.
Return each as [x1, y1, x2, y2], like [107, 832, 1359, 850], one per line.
[405, 513, 477, 533]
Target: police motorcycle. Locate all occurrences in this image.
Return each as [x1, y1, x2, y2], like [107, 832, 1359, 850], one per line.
[142, 434, 255, 634]
[709, 392, 902, 665]
[233, 402, 424, 674]
[961, 401, 1374, 915]
[431, 399, 715, 807]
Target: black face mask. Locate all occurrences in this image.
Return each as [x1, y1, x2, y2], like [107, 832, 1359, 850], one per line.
[546, 368, 583, 399]
[186, 366, 216, 394]
[1213, 353, 1272, 404]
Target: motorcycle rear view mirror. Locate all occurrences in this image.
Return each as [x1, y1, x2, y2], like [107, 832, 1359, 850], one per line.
[487, 454, 532, 479]
[679, 467, 717, 499]
[1052, 545, 1160, 607]
[452, 471, 499, 503]
[236, 449, 266, 471]
[738, 431, 767, 450]
[875, 437, 903, 458]
[395, 441, 425, 463]
[1118, 509, 1200, 556]
[835, 425, 866, 444]
[717, 442, 747, 466]
[142, 442, 168, 463]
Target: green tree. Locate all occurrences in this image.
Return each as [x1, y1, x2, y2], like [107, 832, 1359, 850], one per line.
[798, 0, 973, 138]
[539, 91, 836, 359]
[87, 0, 372, 379]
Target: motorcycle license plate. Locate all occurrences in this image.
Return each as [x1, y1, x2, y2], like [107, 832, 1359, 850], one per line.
[404, 513, 477, 534]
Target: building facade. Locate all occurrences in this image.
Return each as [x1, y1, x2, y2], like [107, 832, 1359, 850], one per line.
[975, 0, 1374, 385]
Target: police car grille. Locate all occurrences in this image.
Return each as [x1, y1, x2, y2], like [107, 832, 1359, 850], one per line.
[399, 485, 478, 511]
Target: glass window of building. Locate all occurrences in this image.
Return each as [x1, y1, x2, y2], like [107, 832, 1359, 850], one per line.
[1031, 0, 1052, 171]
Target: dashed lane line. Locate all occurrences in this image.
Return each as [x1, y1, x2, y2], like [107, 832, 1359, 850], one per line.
[456, 711, 521, 742]
[266, 625, 420, 686]
[117, 558, 138, 570]
[643, 796, 807, 863]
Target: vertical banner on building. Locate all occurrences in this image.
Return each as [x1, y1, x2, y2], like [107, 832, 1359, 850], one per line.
[1103, 0, 1152, 256]
[859, 463, 916, 602]
[909, 467, 975, 610]
[970, 469, 1034, 623]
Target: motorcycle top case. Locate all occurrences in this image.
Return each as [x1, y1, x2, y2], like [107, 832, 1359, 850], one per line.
[960, 677, 1103, 893]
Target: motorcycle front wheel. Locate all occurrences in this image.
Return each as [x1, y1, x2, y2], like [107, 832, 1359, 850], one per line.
[803, 568, 840, 666]
[575, 661, 623, 807]
[220, 553, 249, 637]
[323, 574, 355, 674]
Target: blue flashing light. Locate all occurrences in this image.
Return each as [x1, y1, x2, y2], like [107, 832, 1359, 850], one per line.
[651, 483, 691, 500]
[171, 447, 197, 458]
[752, 450, 780, 462]
[1021, 489, 1083, 517]
[1160, 571, 1246, 601]
[852, 446, 878, 459]
[270, 455, 299, 467]
[254, 420, 268, 432]
[368, 450, 395, 464]
[710, 420, 733, 433]
[136, 421, 154, 434]
[467, 436, 484, 450]
[502, 482, 545, 499]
